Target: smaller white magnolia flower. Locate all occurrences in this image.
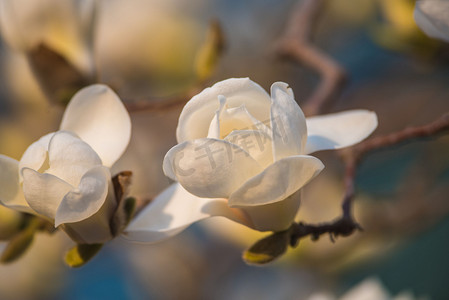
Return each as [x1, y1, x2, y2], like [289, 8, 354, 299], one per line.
[414, 0, 449, 42]
[126, 78, 377, 242]
[0, 0, 97, 74]
[0, 84, 131, 244]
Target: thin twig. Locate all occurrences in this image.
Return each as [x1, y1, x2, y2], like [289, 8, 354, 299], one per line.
[344, 112, 449, 163]
[125, 96, 187, 113]
[340, 111, 449, 214]
[342, 112, 449, 220]
[338, 112, 449, 231]
[276, 0, 346, 116]
[290, 217, 362, 247]
[124, 87, 202, 113]
[288, 112, 449, 248]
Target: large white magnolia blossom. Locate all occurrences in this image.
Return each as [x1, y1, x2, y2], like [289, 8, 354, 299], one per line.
[414, 0, 449, 42]
[126, 78, 377, 242]
[0, 0, 97, 74]
[0, 85, 131, 244]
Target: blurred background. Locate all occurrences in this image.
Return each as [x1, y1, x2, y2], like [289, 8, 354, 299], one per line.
[0, 0, 448, 299]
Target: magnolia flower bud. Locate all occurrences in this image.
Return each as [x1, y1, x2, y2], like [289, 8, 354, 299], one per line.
[0, 0, 97, 75]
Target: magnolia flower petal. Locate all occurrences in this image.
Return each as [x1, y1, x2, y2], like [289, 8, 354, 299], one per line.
[55, 166, 111, 227]
[229, 155, 324, 207]
[60, 84, 131, 167]
[19, 132, 54, 175]
[208, 97, 272, 140]
[163, 138, 263, 198]
[207, 95, 226, 139]
[46, 131, 102, 187]
[62, 174, 116, 244]
[270, 82, 307, 160]
[177, 78, 271, 143]
[220, 104, 272, 138]
[0, 155, 32, 213]
[414, 0, 449, 42]
[224, 130, 273, 168]
[125, 183, 250, 243]
[22, 168, 73, 220]
[304, 110, 378, 154]
[239, 190, 302, 232]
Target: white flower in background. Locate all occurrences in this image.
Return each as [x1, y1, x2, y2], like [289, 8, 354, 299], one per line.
[414, 0, 449, 42]
[307, 277, 420, 300]
[0, 84, 131, 244]
[126, 78, 377, 242]
[0, 0, 97, 74]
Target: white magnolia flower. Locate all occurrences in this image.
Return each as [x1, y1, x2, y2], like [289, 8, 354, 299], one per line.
[126, 78, 377, 242]
[0, 0, 97, 74]
[307, 277, 419, 300]
[414, 0, 449, 42]
[0, 84, 131, 244]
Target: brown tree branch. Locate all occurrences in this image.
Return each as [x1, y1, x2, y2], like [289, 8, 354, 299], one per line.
[276, 0, 346, 116]
[290, 217, 362, 247]
[337, 112, 449, 229]
[286, 112, 449, 251]
[254, 0, 449, 257]
[125, 95, 188, 113]
[341, 112, 449, 215]
[344, 112, 449, 163]
[124, 87, 202, 113]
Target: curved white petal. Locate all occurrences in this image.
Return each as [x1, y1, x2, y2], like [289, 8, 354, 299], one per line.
[414, 0, 449, 42]
[60, 84, 131, 167]
[0, 155, 32, 213]
[55, 166, 111, 227]
[229, 155, 324, 207]
[61, 172, 116, 244]
[208, 97, 272, 140]
[19, 132, 54, 177]
[207, 95, 226, 139]
[45, 131, 102, 187]
[124, 183, 251, 243]
[176, 78, 271, 143]
[304, 110, 378, 154]
[22, 168, 73, 220]
[225, 105, 271, 137]
[224, 130, 273, 168]
[270, 82, 307, 160]
[239, 190, 302, 232]
[163, 138, 263, 198]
